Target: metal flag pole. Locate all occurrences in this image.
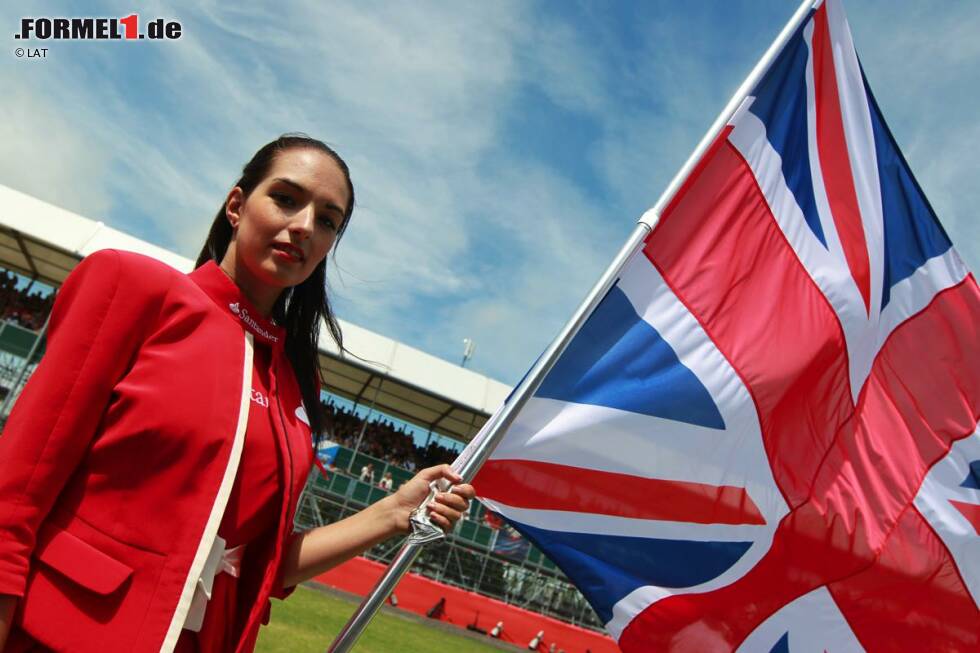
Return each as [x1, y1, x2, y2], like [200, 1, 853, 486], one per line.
[327, 220, 650, 653]
[327, 1, 816, 650]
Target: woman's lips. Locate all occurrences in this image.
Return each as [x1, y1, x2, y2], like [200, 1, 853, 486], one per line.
[271, 242, 304, 262]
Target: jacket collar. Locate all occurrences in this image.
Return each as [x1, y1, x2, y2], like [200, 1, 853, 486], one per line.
[189, 260, 286, 347]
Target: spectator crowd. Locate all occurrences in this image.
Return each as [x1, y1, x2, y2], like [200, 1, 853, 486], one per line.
[0, 270, 53, 332]
[322, 400, 461, 475]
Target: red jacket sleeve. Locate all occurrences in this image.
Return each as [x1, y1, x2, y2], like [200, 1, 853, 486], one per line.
[0, 249, 165, 597]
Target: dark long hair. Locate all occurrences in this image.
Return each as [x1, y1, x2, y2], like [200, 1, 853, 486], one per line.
[195, 134, 355, 443]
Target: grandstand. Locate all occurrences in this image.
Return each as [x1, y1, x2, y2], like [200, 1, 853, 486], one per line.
[0, 184, 611, 646]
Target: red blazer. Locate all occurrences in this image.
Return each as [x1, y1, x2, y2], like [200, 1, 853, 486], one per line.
[0, 250, 314, 652]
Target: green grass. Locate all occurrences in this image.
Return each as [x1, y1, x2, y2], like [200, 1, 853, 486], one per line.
[255, 585, 506, 653]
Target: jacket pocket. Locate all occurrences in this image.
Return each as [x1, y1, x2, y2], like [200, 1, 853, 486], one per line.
[34, 522, 134, 595]
[20, 517, 166, 652]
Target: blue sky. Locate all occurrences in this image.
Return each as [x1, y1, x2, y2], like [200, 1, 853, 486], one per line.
[2, 1, 977, 385]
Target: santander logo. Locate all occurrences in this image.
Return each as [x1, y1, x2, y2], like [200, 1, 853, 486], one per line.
[228, 302, 279, 343]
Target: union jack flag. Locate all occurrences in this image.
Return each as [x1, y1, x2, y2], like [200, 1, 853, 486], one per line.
[474, 0, 979, 650]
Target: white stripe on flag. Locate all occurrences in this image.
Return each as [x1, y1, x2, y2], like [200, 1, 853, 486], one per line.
[737, 586, 866, 653]
[488, 397, 750, 488]
[826, 0, 886, 325]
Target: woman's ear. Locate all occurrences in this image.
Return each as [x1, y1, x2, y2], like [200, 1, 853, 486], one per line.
[225, 187, 244, 229]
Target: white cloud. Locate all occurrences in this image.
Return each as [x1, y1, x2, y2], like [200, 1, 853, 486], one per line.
[1, 0, 976, 385]
[414, 159, 628, 379]
[0, 81, 113, 222]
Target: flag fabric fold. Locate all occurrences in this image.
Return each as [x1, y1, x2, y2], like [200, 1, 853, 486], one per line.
[474, 0, 979, 650]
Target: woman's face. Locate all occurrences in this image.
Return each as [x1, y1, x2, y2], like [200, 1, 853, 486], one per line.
[225, 147, 350, 293]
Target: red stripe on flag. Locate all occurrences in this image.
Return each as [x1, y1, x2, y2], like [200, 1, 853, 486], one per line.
[619, 121, 980, 650]
[812, 4, 872, 314]
[828, 506, 980, 649]
[794, 279, 980, 554]
[645, 137, 854, 510]
[621, 131, 854, 651]
[621, 274, 979, 651]
[476, 459, 766, 526]
[949, 499, 980, 535]
[621, 275, 980, 650]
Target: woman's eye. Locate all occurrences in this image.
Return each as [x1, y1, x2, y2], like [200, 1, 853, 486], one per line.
[271, 192, 294, 206]
[318, 215, 338, 231]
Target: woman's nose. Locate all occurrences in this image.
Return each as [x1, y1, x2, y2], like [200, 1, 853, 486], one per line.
[289, 203, 315, 237]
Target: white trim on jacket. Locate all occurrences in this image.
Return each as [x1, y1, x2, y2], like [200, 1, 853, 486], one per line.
[160, 332, 255, 651]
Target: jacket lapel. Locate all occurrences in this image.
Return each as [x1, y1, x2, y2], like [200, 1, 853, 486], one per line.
[161, 331, 254, 652]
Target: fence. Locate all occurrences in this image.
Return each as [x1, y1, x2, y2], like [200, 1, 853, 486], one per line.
[294, 459, 605, 632]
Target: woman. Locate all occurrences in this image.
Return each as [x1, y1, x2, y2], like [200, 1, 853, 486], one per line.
[0, 134, 475, 652]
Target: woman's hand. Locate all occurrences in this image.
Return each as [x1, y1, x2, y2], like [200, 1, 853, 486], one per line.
[382, 464, 476, 534]
[280, 465, 477, 588]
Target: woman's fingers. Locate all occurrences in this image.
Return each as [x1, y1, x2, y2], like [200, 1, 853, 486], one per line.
[426, 484, 477, 530]
[449, 483, 476, 501]
[434, 485, 475, 516]
[400, 467, 477, 530]
[417, 464, 462, 485]
[427, 500, 463, 530]
[434, 490, 469, 512]
[414, 466, 474, 501]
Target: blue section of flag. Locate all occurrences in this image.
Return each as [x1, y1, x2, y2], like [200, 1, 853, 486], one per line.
[749, 16, 826, 248]
[769, 632, 790, 653]
[535, 285, 725, 429]
[961, 460, 980, 489]
[861, 72, 952, 309]
[511, 518, 751, 623]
